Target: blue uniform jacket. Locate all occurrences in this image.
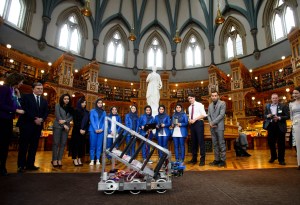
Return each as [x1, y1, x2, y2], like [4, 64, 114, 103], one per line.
[107, 115, 122, 134]
[138, 114, 154, 136]
[171, 113, 189, 137]
[124, 113, 139, 136]
[154, 114, 171, 136]
[89, 109, 106, 133]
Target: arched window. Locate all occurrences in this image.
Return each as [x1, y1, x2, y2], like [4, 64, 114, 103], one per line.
[143, 31, 166, 70]
[106, 32, 125, 65]
[263, 0, 297, 45]
[58, 15, 81, 54]
[147, 38, 163, 68]
[0, 0, 25, 28]
[219, 17, 247, 61]
[181, 29, 205, 69]
[185, 35, 202, 68]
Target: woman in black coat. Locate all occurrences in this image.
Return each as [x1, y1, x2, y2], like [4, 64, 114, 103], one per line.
[70, 97, 89, 166]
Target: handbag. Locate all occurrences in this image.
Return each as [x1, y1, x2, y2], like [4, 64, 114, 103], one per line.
[263, 119, 270, 130]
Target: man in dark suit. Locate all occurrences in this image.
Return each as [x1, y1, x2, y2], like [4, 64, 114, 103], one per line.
[264, 93, 289, 165]
[17, 82, 48, 172]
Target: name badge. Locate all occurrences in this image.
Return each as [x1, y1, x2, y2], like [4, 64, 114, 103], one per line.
[278, 110, 282, 113]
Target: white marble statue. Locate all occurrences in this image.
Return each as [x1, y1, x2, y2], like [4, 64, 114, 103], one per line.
[146, 66, 162, 117]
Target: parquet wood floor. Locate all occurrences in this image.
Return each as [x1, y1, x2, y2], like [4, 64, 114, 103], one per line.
[5, 148, 298, 174]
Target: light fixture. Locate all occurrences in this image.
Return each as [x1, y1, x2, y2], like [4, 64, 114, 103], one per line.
[228, 97, 232, 100]
[41, 70, 45, 74]
[257, 101, 261, 105]
[281, 56, 285, 60]
[286, 88, 290, 92]
[252, 96, 255, 100]
[72, 94, 75, 97]
[175, 84, 178, 87]
[74, 69, 79, 73]
[48, 62, 52, 66]
[0, 81, 4, 85]
[128, 27, 136, 41]
[279, 68, 283, 72]
[173, 30, 182, 44]
[104, 78, 107, 82]
[254, 76, 258, 80]
[283, 96, 286, 100]
[249, 69, 253, 73]
[6, 44, 11, 49]
[81, 0, 91, 17]
[43, 92, 48, 96]
[215, 0, 225, 25]
[227, 74, 230, 77]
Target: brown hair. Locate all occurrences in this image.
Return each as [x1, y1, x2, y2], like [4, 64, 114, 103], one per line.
[5, 72, 24, 86]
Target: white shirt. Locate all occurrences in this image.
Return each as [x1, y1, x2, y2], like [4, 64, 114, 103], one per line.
[188, 101, 207, 120]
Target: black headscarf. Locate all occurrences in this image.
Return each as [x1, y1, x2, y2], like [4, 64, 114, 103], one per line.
[129, 105, 138, 130]
[95, 98, 104, 117]
[158, 105, 167, 123]
[144, 105, 153, 123]
[173, 103, 185, 121]
[109, 106, 119, 117]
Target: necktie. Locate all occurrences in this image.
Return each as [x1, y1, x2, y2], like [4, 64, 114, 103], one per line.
[36, 96, 40, 107]
[191, 104, 194, 120]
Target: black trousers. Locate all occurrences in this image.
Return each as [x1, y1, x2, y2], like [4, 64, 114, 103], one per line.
[0, 118, 13, 170]
[190, 120, 205, 162]
[267, 122, 286, 162]
[18, 125, 41, 168]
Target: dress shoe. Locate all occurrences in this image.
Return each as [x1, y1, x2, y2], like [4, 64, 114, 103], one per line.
[218, 161, 226, 167]
[73, 159, 79, 166]
[209, 160, 220, 166]
[51, 161, 58, 168]
[57, 161, 62, 168]
[268, 158, 277, 163]
[188, 159, 197, 165]
[279, 161, 286, 165]
[17, 167, 26, 173]
[26, 165, 39, 171]
[199, 161, 205, 166]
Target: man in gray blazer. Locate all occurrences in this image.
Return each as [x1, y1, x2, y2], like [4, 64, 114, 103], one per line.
[207, 90, 226, 167]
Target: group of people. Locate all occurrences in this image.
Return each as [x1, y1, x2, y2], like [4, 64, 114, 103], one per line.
[2, 72, 300, 176]
[264, 89, 300, 170]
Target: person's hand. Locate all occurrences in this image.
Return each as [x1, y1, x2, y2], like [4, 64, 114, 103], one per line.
[273, 115, 280, 122]
[177, 123, 181, 127]
[59, 120, 66, 124]
[161, 123, 165, 128]
[63, 125, 69, 131]
[34, 117, 43, 125]
[16, 109, 24, 114]
[189, 119, 195, 124]
[267, 114, 273, 118]
[80, 129, 86, 135]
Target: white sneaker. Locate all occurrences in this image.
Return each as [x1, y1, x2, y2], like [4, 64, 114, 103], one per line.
[89, 160, 94, 166]
[96, 160, 100, 165]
